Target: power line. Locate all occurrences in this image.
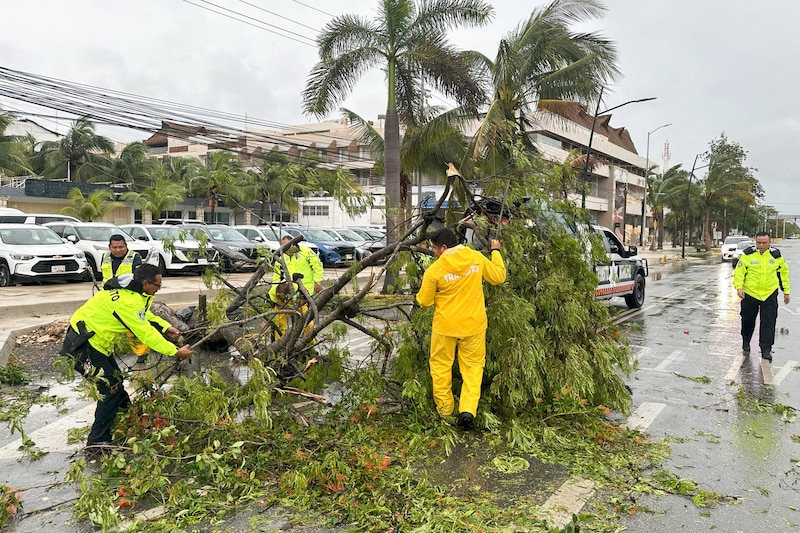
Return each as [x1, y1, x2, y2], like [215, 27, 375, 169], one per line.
[181, 0, 316, 47]
[236, 0, 321, 32]
[292, 0, 336, 18]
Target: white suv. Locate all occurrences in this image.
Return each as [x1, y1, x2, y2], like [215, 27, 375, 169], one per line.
[120, 224, 218, 274]
[591, 225, 649, 309]
[44, 222, 155, 281]
[0, 224, 88, 287]
[721, 235, 751, 262]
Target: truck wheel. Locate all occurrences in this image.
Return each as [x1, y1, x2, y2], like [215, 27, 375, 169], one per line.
[624, 273, 646, 309]
[0, 262, 11, 287]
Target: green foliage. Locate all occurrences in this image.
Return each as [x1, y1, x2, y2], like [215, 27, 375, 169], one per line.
[0, 356, 30, 385]
[0, 485, 24, 527]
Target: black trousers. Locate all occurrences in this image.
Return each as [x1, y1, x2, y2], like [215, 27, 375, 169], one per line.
[740, 290, 779, 353]
[66, 335, 130, 446]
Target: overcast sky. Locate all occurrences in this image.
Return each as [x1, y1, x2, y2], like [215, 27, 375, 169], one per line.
[2, 0, 798, 213]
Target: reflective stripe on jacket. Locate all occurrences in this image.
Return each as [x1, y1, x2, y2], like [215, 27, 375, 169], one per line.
[101, 250, 140, 281]
[734, 246, 791, 301]
[416, 246, 506, 336]
[69, 287, 177, 357]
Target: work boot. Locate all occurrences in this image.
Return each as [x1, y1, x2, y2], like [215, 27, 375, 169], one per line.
[456, 412, 474, 429]
[742, 340, 750, 353]
[761, 349, 773, 363]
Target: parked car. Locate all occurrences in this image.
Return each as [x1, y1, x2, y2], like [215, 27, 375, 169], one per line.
[318, 227, 384, 260]
[178, 224, 262, 272]
[0, 212, 81, 225]
[233, 225, 320, 257]
[0, 224, 88, 286]
[119, 224, 218, 274]
[721, 235, 751, 262]
[280, 227, 356, 267]
[351, 227, 386, 242]
[731, 240, 754, 265]
[43, 222, 155, 281]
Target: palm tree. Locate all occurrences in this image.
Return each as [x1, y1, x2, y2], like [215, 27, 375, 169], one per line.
[106, 142, 157, 188]
[302, 0, 493, 243]
[0, 110, 34, 177]
[468, 0, 619, 180]
[245, 154, 306, 222]
[121, 176, 184, 223]
[186, 151, 248, 222]
[35, 117, 115, 182]
[646, 164, 687, 250]
[60, 188, 122, 221]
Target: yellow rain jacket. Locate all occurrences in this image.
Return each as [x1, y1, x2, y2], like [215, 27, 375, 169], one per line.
[416, 245, 507, 336]
[734, 246, 791, 301]
[70, 280, 177, 357]
[269, 246, 324, 302]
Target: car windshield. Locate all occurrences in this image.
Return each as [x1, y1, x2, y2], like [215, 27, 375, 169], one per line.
[165, 227, 201, 242]
[75, 226, 133, 242]
[207, 227, 251, 242]
[334, 228, 367, 241]
[724, 236, 749, 245]
[303, 228, 336, 241]
[0, 227, 65, 245]
[145, 226, 172, 240]
[737, 241, 753, 250]
[254, 227, 281, 241]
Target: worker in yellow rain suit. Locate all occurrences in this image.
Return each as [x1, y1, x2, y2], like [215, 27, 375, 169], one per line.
[415, 228, 506, 429]
[269, 236, 324, 338]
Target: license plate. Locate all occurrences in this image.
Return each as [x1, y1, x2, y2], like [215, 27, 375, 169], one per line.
[51, 265, 66, 273]
[198, 258, 208, 265]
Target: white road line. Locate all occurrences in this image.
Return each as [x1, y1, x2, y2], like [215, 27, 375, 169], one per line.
[632, 346, 651, 362]
[772, 360, 797, 386]
[0, 403, 95, 460]
[541, 400, 666, 527]
[623, 402, 666, 431]
[654, 350, 682, 372]
[539, 478, 596, 529]
[724, 355, 745, 380]
[761, 359, 775, 385]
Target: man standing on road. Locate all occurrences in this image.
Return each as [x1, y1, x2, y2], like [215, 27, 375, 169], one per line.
[100, 234, 142, 281]
[59, 264, 192, 453]
[269, 236, 324, 337]
[415, 228, 506, 429]
[733, 231, 791, 362]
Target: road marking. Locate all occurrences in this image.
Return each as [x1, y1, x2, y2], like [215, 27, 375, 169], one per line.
[0, 403, 94, 460]
[120, 505, 166, 531]
[540, 400, 665, 527]
[654, 350, 682, 372]
[772, 360, 797, 386]
[779, 307, 800, 315]
[539, 478, 595, 528]
[623, 402, 666, 431]
[724, 355, 745, 380]
[631, 346, 650, 361]
[761, 359, 775, 385]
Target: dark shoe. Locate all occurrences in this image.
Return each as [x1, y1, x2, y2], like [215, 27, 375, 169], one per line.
[136, 355, 147, 365]
[84, 442, 113, 459]
[742, 342, 750, 353]
[456, 412, 474, 429]
[761, 350, 773, 363]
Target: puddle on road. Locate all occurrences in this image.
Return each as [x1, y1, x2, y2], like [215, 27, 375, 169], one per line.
[424, 436, 569, 508]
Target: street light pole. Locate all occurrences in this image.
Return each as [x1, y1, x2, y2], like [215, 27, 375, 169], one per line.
[681, 155, 710, 259]
[639, 123, 671, 247]
[580, 89, 657, 210]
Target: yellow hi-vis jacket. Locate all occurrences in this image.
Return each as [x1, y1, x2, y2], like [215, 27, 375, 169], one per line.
[269, 247, 324, 302]
[734, 246, 791, 301]
[101, 249, 141, 281]
[416, 245, 506, 336]
[69, 284, 177, 357]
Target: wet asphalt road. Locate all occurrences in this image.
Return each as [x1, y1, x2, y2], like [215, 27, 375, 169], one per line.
[614, 241, 800, 532]
[2, 245, 799, 531]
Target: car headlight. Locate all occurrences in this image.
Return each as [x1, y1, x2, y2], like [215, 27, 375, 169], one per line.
[10, 254, 34, 260]
[76, 252, 85, 259]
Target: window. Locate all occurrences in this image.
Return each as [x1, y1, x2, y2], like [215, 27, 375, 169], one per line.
[302, 205, 330, 216]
